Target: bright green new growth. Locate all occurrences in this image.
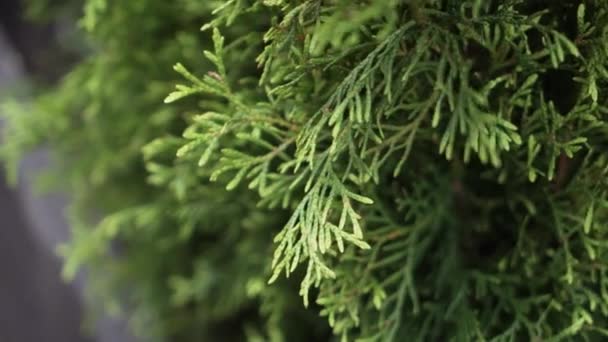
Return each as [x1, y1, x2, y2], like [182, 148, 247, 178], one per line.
[4, 0, 608, 341]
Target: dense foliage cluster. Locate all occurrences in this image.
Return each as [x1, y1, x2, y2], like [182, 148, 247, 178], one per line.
[4, 0, 608, 340]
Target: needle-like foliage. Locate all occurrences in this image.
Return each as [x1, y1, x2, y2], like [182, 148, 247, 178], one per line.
[4, 0, 608, 341]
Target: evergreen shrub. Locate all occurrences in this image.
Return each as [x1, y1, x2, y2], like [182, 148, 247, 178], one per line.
[4, 0, 608, 340]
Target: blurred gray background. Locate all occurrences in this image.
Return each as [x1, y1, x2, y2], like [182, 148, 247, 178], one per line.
[0, 1, 134, 341]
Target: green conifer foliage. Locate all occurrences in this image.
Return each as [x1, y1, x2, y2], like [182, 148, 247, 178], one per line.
[4, 0, 608, 340]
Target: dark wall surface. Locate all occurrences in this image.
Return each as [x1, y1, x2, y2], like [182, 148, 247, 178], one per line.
[0, 1, 138, 341]
[0, 170, 91, 342]
[0, 2, 92, 341]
